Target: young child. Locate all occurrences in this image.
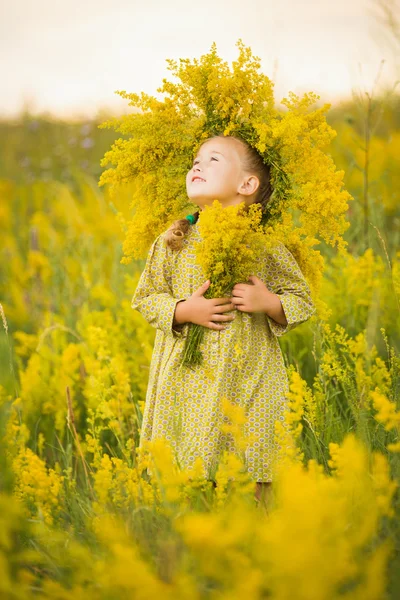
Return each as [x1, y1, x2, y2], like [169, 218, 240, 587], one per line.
[131, 133, 316, 506]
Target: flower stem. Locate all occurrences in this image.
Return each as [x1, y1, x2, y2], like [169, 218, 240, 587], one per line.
[181, 323, 206, 368]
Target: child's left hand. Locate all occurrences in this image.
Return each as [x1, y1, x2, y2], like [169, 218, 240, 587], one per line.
[231, 276, 288, 325]
[231, 275, 273, 313]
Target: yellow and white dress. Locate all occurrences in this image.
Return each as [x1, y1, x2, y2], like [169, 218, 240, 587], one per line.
[131, 220, 316, 482]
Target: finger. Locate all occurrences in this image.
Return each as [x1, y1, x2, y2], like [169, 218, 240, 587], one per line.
[207, 321, 227, 330]
[232, 301, 246, 310]
[233, 285, 248, 292]
[211, 297, 233, 305]
[231, 296, 245, 304]
[211, 313, 235, 322]
[193, 280, 210, 296]
[214, 302, 236, 313]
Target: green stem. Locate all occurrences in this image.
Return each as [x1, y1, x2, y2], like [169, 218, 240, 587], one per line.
[181, 323, 206, 368]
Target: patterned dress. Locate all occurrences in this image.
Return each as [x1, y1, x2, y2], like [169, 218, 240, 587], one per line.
[131, 220, 316, 482]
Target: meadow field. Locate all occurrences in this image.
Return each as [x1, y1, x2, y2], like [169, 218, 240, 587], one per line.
[0, 91, 399, 598]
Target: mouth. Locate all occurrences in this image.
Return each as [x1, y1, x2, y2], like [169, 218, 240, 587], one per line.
[192, 176, 206, 183]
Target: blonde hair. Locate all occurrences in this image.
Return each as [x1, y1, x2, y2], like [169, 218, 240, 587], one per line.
[165, 134, 273, 250]
[164, 210, 200, 250]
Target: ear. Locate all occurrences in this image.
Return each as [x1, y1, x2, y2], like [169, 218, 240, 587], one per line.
[239, 175, 259, 196]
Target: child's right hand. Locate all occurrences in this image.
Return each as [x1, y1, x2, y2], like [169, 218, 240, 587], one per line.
[173, 280, 236, 330]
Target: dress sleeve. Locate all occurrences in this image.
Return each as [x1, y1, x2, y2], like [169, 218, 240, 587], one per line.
[131, 233, 188, 338]
[263, 242, 316, 337]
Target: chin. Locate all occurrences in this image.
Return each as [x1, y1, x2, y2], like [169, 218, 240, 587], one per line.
[187, 191, 207, 202]
[188, 199, 206, 210]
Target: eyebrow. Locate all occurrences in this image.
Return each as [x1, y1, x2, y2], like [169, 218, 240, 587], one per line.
[194, 150, 224, 159]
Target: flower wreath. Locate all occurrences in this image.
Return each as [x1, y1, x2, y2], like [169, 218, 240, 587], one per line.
[98, 39, 352, 308]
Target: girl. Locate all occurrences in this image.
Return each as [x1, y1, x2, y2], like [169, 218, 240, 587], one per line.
[131, 133, 316, 506]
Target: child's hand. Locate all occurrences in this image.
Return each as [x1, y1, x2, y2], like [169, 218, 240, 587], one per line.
[173, 280, 236, 330]
[232, 276, 287, 325]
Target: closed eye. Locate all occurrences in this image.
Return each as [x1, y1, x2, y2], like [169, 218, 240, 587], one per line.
[193, 157, 218, 165]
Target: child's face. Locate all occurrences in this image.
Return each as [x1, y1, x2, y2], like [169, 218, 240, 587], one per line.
[186, 137, 259, 210]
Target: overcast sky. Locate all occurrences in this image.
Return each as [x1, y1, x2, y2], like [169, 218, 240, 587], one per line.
[0, 0, 398, 119]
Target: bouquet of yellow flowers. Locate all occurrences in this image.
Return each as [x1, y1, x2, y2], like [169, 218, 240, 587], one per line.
[181, 200, 266, 368]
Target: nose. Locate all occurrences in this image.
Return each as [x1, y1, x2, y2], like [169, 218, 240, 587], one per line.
[190, 164, 202, 177]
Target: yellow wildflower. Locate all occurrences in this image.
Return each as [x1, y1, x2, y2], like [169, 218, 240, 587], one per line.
[371, 389, 400, 433]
